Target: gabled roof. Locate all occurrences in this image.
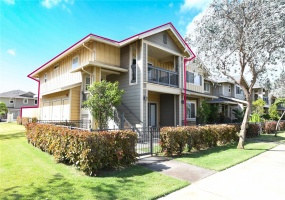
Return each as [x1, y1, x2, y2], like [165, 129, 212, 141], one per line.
[0, 90, 35, 99]
[29, 22, 195, 78]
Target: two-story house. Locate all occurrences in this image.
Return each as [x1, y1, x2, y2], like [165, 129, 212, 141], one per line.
[26, 23, 197, 129]
[0, 90, 37, 120]
[206, 77, 247, 122]
[252, 83, 270, 113]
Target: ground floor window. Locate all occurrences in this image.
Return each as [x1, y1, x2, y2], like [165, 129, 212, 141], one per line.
[186, 101, 196, 120]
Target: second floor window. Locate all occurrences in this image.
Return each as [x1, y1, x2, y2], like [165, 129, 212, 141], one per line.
[204, 82, 210, 92]
[186, 71, 202, 86]
[34, 99, 38, 105]
[23, 99, 28, 104]
[9, 99, 14, 104]
[44, 73, 47, 83]
[72, 56, 79, 69]
[228, 85, 231, 93]
[85, 76, 90, 91]
[236, 86, 242, 94]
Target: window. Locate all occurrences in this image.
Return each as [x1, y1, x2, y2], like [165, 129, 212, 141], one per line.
[34, 99, 38, 105]
[72, 56, 79, 69]
[228, 85, 231, 93]
[186, 71, 194, 83]
[204, 82, 210, 92]
[44, 73, 47, 83]
[9, 99, 14, 104]
[53, 65, 59, 77]
[186, 71, 202, 86]
[85, 76, 90, 91]
[163, 33, 167, 44]
[236, 85, 242, 95]
[186, 101, 196, 119]
[129, 43, 137, 84]
[23, 99, 28, 104]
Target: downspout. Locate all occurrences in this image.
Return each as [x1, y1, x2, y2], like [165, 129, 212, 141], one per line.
[183, 56, 196, 126]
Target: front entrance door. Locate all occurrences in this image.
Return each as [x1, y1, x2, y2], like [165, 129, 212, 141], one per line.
[148, 103, 157, 127]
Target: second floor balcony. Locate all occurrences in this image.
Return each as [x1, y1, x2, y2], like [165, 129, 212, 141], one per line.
[148, 65, 178, 87]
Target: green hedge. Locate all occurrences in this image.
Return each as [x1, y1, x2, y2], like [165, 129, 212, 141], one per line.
[264, 121, 277, 134]
[25, 123, 137, 175]
[247, 124, 260, 138]
[160, 124, 240, 156]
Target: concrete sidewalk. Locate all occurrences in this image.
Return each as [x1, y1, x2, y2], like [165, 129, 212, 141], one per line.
[138, 156, 216, 183]
[159, 144, 285, 200]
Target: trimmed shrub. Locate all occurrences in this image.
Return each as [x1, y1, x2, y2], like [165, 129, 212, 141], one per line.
[25, 123, 137, 175]
[17, 116, 22, 125]
[280, 121, 285, 131]
[22, 117, 30, 126]
[246, 123, 260, 138]
[264, 121, 277, 134]
[160, 124, 239, 156]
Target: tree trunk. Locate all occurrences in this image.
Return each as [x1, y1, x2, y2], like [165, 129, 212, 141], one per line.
[275, 110, 285, 137]
[237, 101, 251, 149]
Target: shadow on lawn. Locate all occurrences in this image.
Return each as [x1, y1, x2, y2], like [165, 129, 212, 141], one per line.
[3, 173, 81, 200]
[0, 132, 25, 140]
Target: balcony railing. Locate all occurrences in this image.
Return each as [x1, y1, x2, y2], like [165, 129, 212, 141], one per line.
[148, 65, 178, 87]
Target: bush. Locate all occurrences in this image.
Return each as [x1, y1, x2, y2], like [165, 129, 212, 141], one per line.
[25, 123, 137, 175]
[17, 116, 22, 125]
[22, 117, 30, 126]
[280, 121, 285, 131]
[264, 121, 277, 134]
[160, 124, 239, 156]
[246, 123, 260, 138]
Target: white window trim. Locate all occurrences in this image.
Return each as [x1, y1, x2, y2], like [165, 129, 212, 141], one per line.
[236, 85, 242, 95]
[72, 56, 79, 69]
[129, 44, 137, 85]
[23, 99, 28, 104]
[9, 98, 14, 104]
[186, 100, 196, 120]
[228, 85, 231, 93]
[85, 76, 91, 92]
[34, 99, 38, 105]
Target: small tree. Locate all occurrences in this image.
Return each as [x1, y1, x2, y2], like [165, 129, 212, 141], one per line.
[269, 103, 279, 120]
[83, 80, 124, 130]
[232, 108, 244, 123]
[0, 102, 8, 119]
[197, 100, 211, 124]
[252, 98, 265, 116]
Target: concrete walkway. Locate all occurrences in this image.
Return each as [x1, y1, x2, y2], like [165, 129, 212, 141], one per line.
[137, 156, 216, 183]
[159, 144, 285, 200]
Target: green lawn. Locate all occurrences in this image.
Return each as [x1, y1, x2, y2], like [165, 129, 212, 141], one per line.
[174, 131, 285, 171]
[0, 123, 188, 200]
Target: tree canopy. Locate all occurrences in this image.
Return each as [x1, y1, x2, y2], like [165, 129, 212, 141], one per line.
[187, 0, 285, 148]
[0, 102, 8, 117]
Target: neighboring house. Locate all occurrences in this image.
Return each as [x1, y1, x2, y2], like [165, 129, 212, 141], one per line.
[206, 77, 247, 123]
[26, 23, 197, 129]
[252, 83, 270, 112]
[0, 90, 37, 120]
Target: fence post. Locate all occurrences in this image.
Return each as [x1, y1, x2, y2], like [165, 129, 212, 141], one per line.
[150, 127, 153, 156]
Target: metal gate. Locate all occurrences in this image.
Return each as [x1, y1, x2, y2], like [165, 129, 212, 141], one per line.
[135, 127, 161, 156]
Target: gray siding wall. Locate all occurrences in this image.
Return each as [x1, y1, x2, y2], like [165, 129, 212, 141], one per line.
[145, 31, 182, 54]
[175, 95, 180, 126]
[107, 44, 141, 126]
[0, 97, 35, 109]
[160, 94, 174, 127]
[143, 43, 147, 126]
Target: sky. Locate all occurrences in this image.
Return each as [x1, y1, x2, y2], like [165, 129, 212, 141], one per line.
[0, 0, 211, 94]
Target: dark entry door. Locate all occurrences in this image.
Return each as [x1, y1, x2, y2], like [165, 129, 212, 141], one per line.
[148, 103, 157, 127]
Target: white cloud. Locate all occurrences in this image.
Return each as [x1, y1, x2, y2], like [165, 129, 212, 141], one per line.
[3, 0, 15, 5]
[41, 0, 61, 9]
[7, 49, 16, 56]
[180, 0, 212, 12]
[185, 10, 206, 36]
[41, 0, 74, 10]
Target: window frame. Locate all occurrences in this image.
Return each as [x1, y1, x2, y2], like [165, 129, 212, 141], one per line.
[72, 56, 79, 69]
[204, 82, 210, 92]
[236, 85, 242, 95]
[44, 73, 48, 83]
[186, 101, 196, 120]
[9, 98, 14, 104]
[34, 99, 38, 105]
[228, 85, 231, 93]
[129, 43, 137, 85]
[23, 99, 28, 104]
[85, 76, 91, 91]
